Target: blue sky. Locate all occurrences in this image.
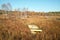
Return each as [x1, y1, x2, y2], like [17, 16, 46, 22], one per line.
[0, 0, 60, 12]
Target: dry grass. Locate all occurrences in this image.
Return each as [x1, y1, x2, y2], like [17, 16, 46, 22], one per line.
[0, 11, 60, 40]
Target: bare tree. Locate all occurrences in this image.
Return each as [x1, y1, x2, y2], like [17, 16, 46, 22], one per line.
[21, 8, 28, 19]
[1, 3, 12, 13]
[2, 4, 9, 11]
[1, 3, 12, 18]
[1, 3, 9, 18]
[7, 3, 12, 11]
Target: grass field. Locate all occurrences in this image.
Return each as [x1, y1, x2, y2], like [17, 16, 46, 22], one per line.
[0, 10, 60, 40]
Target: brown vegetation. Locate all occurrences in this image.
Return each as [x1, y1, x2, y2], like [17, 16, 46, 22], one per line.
[0, 10, 60, 40]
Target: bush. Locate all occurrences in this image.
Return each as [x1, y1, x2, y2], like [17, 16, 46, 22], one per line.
[0, 12, 3, 14]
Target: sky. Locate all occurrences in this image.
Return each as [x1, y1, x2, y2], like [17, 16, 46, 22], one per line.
[0, 0, 60, 12]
